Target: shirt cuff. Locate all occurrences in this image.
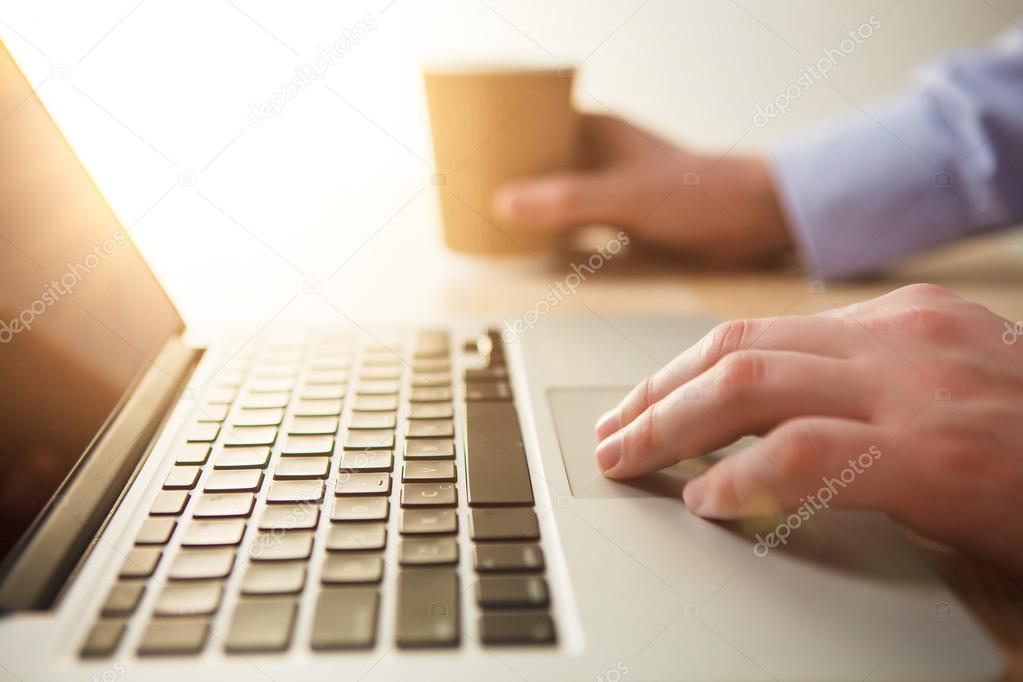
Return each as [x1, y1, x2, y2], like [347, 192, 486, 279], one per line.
[768, 93, 975, 280]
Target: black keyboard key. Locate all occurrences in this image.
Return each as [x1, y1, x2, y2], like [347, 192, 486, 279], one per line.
[80, 620, 125, 657]
[479, 613, 555, 645]
[470, 508, 540, 541]
[311, 588, 379, 650]
[225, 598, 296, 652]
[399, 509, 457, 535]
[137, 619, 210, 655]
[404, 439, 455, 460]
[101, 582, 146, 616]
[396, 568, 459, 647]
[399, 537, 458, 566]
[465, 402, 533, 506]
[476, 576, 549, 608]
[474, 543, 545, 572]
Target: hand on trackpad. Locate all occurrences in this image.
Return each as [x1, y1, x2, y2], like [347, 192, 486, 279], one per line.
[548, 388, 710, 499]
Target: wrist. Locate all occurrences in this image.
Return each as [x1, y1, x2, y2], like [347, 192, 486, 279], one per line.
[705, 154, 793, 256]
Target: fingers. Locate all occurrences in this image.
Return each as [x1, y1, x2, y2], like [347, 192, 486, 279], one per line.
[595, 315, 855, 441]
[596, 350, 870, 479]
[682, 417, 892, 518]
[493, 170, 631, 230]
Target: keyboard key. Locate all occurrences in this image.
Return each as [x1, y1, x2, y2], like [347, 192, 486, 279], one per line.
[339, 450, 393, 472]
[259, 504, 319, 531]
[185, 423, 220, 443]
[404, 439, 455, 460]
[399, 509, 457, 535]
[464, 365, 508, 382]
[465, 381, 513, 402]
[344, 430, 395, 450]
[469, 508, 539, 541]
[222, 426, 277, 447]
[181, 519, 246, 547]
[154, 581, 223, 616]
[175, 443, 211, 465]
[192, 493, 255, 518]
[293, 399, 344, 416]
[150, 490, 189, 516]
[413, 358, 450, 373]
[406, 420, 454, 438]
[474, 544, 544, 572]
[479, 613, 555, 645]
[396, 568, 458, 647]
[136, 517, 177, 545]
[311, 588, 379, 650]
[80, 620, 125, 657]
[204, 469, 264, 493]
[402, 461, 455, 482]
[476, 576, 549, 608]
[232, 408, 284, 427]
[359, 366, 400, 380]
[300, 384, 346, 400]
[411, 372, 451, 388]
[331, 497, 389, 522]
[213, 446, 271, 469]
[239, 392, 290, 409]
[326, 523, 386, 551]
[321, 554, 383, 584]
[101, 581, 146, 616]
[399, 537, 458, 566]
[137, 619, 210, 655]
[163, 465, 201, 491]
[465, 401, 533, 506]
[409, 387, 452, 403]
[306, 369, 349, 384]
[197, 403, 229, 422]
[241, 562, 306, 595]
[401, 483, 456, 508]
[407, 402, 454, 420]
[351, 395, 398, 412]
[168, 549, 236, 580]
[247, 377, 294, 393]
[250, 531, 314, 561]
[356, 379, 400, 395]
[225, 598, 296, 652]
[281, 435, 334, 456]
[289, 416, 339, 435]
[274, 457, 330, 479]
[120, 548, 162, 578]
[266, 480, 325, 504]
[349, 411, 397, 429]
[335, 472, 392, 496]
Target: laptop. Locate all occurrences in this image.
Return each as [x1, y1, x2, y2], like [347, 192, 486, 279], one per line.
[0, 41, 1006, 681]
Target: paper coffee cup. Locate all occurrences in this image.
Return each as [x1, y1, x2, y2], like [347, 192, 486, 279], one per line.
[424, 64, 579, 255]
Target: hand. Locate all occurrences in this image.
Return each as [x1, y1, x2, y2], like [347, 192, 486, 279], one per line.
[493, 113, 792, 267]
[593, 283, 1023, 576]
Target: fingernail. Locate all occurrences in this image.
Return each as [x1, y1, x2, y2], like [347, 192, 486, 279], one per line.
[493, 186, 523, 219]
[595, 432, 623, 474]
[594, 409, 620, 440]
[683, 477, 705, 514]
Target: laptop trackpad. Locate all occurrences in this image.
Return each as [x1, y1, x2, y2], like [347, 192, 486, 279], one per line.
[548, 388, 711, 499]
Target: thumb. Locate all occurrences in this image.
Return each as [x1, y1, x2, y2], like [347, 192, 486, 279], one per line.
[493, 171, 627, 230]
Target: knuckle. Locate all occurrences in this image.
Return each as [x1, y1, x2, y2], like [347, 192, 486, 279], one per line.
[715, 350, 767, 398]
[705, 319, 758, 363]
[621, 408, 657, 462]
[550, 178, 584, 220]
[770, 425, 817, 479]
[619, 378, 654, 426]
[897, 283, 954, 301]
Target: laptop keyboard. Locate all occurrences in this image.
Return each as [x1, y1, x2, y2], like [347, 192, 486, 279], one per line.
[80, 329, 556, 657]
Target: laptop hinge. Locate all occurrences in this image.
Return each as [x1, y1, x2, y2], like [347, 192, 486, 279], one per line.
[0, 335, 201, 611]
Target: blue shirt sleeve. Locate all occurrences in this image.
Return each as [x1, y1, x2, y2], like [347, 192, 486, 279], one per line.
[770, 29, 1023, 279]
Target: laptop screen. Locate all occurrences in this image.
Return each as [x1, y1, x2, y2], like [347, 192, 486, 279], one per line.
[0, 43, 184, 568]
